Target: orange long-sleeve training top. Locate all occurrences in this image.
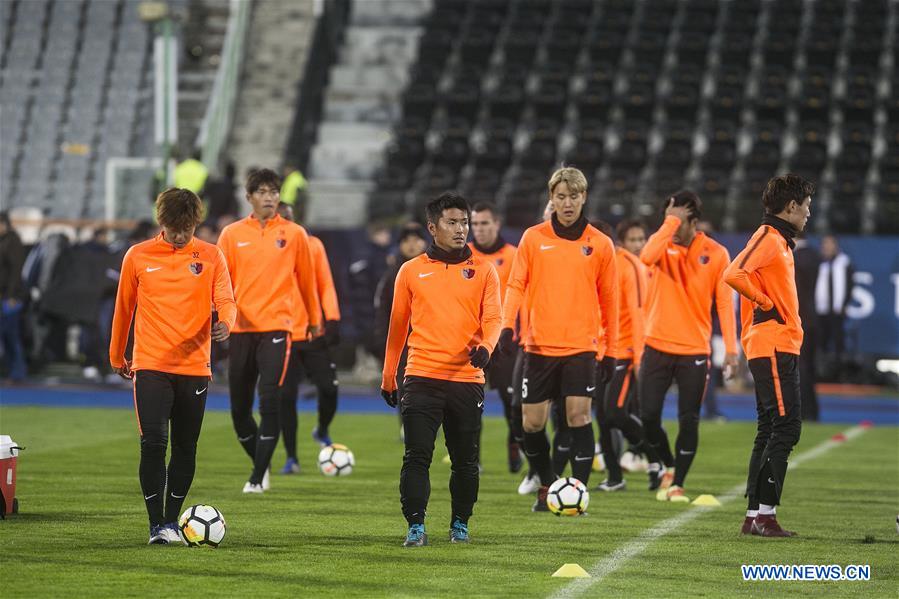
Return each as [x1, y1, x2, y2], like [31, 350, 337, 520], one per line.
[640, 215, 737, 356]
[381, 251, 502, 390]
[291, 235, 341, 340]
[109, 234, 236, 376]
[501, 220, 619, 357]
[608, 247, 647, 364]
[724, 223, 803, 359]
[218, 214, 320, 333]
[468, 241, 516, 301]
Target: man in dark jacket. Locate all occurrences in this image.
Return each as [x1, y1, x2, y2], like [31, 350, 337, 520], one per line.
[794, 236, 821, 420]
[0, 212, 27, 381]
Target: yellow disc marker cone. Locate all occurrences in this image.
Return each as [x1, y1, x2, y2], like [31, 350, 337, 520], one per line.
[552, 564, 591, 578]
[692, 494, 722, 507]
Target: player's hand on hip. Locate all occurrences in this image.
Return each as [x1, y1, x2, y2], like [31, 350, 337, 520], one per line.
[469, 346, 490, 368]
[211, 321, 230, 342]
[307, 323, 321, 339]
[381, 388, 398, 408]
[113, 361, 132, 380]
[497, 328, 515, 356]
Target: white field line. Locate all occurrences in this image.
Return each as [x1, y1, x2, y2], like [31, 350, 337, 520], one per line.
[550, 425, 869, 599]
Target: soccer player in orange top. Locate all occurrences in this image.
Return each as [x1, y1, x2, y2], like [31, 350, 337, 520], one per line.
[381, 192, 501, 546]
[468, 201, 522, 472]
[499, 167, 619, 511]
[218, 168, 321, 494]
[639, 190, 738, 502]
[593, 220, 663, 492]
[724, 174, 813, 537]
[275, 202, 342, 475]
[109, 188, 236, 544]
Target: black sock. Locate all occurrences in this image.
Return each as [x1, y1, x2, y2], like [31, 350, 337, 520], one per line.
[523, 429, 554, 486]
[139, 439, 167, 527]
[551, 429, 571, 477]
[164, 444, 196, 523]
[317, 385, 338, 433]
[569, 424, 595, 485]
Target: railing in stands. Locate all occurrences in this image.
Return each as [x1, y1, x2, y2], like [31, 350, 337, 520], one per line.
[196, 0, 251, 173]
[283, 0, 351, 171]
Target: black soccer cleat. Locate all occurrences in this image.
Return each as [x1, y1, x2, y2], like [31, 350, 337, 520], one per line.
[532, 485, 550, 512]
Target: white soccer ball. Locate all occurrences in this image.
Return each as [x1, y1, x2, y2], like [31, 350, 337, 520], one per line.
[178, 504, 226, 547]
[547, 477, 589, 516]
[318, 443, 355, 477]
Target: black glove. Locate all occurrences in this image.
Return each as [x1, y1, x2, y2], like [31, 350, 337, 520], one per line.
[324, 320, 340, 346]
[381, 388, 398, 408]
[497, 328, 516, 356]
[753, 305, 785, 325]
[599, 356, 617, 384]
[469, 346, 490, 368]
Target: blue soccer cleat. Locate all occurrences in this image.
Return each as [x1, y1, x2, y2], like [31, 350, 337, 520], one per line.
[403, 524, 428, 547]
[449, 519, 470, 543]
[281, 457, 300, 474]
[312, 427, 332, 447]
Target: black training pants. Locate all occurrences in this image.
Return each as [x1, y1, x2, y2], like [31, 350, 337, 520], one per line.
[134, 369, 208, 527]
[399, 375, 484, 525]
[746, 352, 802, 508]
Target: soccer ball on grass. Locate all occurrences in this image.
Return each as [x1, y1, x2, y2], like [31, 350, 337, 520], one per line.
[318, 443, 355, 477]
[547, 477, 589, 516]
[178, 504, 226, 547]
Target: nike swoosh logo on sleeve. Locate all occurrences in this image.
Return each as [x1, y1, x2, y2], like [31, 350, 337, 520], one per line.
[540, 245, 555, 251]
[419, 272, 434, 278]
[237, 241, 252, 247]
[146, 266, 162, 272]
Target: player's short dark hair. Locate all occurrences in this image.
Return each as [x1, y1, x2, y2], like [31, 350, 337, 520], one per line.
[155, 188, 203, 231]
[616, 218, 647, 243]
[762, 174, 815, 215]
[245, 168, 281, 194]
[471, 201, 500, 219]
[664, 190, 703, 222]
[425, 191, 470, 225]
[592, 219, 613, 240]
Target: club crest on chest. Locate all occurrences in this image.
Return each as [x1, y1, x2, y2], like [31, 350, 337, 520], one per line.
[189, 262, 203, 275]
[462, 268, 475, 279]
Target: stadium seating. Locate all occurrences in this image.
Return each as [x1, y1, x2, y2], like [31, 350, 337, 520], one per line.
[363, 0, 896, 234]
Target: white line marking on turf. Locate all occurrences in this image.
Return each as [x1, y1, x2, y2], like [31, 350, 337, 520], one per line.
[550, 425, 868, 599]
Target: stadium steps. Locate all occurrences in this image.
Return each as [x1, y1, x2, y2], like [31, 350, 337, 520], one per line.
[303, 0, 430, 227]
[177, 0, 231, 155]
[226, 0, 316, 178]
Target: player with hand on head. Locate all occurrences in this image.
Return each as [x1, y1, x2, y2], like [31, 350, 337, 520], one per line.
[639, 191, 738, 502]
[109, 188, 236, 544]
[468, 201, 522, 472]
[724, 174, 813, 537]
[381, 192, 501, 547]
[498, 167, 619, 511]
[275, 201, 342, 475]
[217, 169, 321, 494]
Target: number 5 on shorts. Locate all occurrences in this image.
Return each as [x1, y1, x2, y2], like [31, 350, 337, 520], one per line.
[521, 377, 528, 399]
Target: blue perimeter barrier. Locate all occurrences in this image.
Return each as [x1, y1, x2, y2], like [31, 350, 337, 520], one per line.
[1, 386, 896, 426]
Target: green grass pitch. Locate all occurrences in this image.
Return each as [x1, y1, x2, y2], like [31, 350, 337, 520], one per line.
[1, 406, 897, 597]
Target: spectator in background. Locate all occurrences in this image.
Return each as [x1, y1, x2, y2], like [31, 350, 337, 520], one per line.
[280, 166, 308, 208]
[349, 222, 392, 361]
[815, 235, 854, 382]
[79, 227, 112, 381]
[173, 149, 209, 195]
[204, 161, 239, 223]
[0, 212, 27, 381]
[794, 235, 821, 420]
[195, 222, 219, 245]
[374, 223, 428, 438]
